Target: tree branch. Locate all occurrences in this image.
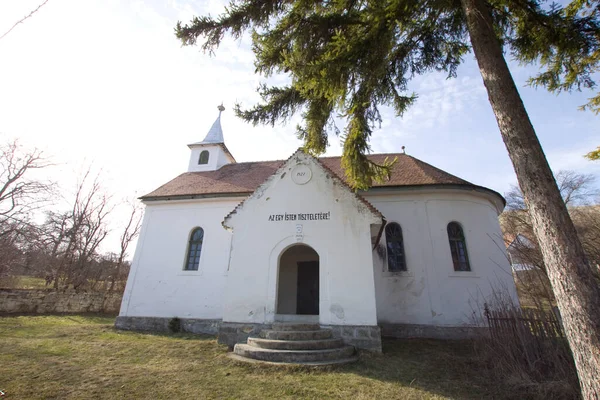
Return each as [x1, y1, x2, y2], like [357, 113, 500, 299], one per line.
[0, 0, 50, 41]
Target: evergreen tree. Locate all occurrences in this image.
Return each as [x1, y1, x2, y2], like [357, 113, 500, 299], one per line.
[176, 0, 600, 396]
[586, 146, 600, 160]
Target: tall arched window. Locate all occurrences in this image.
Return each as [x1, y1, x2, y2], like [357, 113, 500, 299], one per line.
[447, 222, 471, 271]
[185, 228, 204, 271]
[385, 222, 407, 272]
[198, 150, 209, 165]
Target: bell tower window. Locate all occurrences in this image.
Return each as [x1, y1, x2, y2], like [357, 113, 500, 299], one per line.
[198, 150, 209, 165]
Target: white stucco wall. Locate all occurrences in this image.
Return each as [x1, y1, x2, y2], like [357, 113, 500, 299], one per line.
[119, 197, 241, 319]
[222, 152, 382, 327]
[187, 144, 232, 172]
[366, 189, 517, 327]
[120, 153, 518, 330]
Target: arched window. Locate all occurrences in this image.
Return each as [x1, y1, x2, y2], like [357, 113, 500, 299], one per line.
[198, 150, 209, 165]
[447, 222, 471, 271]
[184, 228, 204, 271]
[385, 222, 407, 272]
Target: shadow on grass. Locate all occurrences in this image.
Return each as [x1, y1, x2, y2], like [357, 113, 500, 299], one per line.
[345, 338, 500, 399]
[0, 315, 521, 399]
[116, 327, 504, 398]
[219, 338, 503, 399]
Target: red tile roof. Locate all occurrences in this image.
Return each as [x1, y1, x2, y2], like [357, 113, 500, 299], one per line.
[141, 153, 475, 200]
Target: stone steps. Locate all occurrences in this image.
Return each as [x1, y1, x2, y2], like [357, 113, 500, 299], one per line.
[260, 329, 332, 341]
[234, 343, 355, 363]
[228, 353, 357, 366]
[230, 324, 357, 366]
[271, 323, 320, 331]
[247, 337, 344, 350]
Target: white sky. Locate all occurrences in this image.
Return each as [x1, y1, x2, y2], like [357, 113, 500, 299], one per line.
[0, 0, 599, 255]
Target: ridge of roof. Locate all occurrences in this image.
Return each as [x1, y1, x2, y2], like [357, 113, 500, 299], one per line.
[140, 151, 487, 201]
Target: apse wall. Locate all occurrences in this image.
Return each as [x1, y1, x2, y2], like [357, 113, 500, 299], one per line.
[365, 188, 517, 328]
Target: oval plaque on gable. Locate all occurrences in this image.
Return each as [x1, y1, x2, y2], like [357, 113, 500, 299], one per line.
[291, 164, 312, 185]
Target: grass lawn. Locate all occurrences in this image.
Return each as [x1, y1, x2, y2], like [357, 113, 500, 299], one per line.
[0, 315, 517, 399]
[0, 275, 48, 289]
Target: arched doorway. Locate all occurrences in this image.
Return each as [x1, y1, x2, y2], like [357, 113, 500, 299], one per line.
[276, 244, 319, 315]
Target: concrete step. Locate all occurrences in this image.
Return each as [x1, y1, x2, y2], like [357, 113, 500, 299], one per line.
[233, 344, 355, 363]
[247, 337, 344, 350]
[260, 329, 332, 341]
[228, 353, 358, 366]
[271, 323, 320, 331]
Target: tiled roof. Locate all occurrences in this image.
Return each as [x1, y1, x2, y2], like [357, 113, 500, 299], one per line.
[141, 153, 474, 200]
[222, 150, 384, 226]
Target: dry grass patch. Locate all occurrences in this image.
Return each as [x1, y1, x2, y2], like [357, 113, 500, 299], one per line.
[0, 275, 47, 289]
[1, 315, 531, 399]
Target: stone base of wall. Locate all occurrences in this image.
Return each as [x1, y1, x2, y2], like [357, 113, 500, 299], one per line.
[380, 323, 486, 340]
[217, 322, 382, 352]
[217, 322, 270, 349]
[114, 318, 481, 351]
[323, 324, 382, 352]
[115, 316, 221, 335]
[116, 318, 382, 352]
[0, 289, 122, 314]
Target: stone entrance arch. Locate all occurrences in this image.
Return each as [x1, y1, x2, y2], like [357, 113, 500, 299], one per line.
[276, 244, 319, 316]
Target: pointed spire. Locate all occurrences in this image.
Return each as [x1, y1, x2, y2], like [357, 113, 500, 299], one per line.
[198, 104, 225, 144]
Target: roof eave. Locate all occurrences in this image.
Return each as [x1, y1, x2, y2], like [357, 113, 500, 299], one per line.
[364, 184, 506, 210]
[140, 191, 251, 202]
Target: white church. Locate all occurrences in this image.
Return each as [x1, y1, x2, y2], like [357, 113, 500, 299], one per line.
[116, 106, 518, 361]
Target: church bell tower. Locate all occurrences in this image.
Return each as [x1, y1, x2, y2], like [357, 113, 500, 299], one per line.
[187, 104, 236, 172]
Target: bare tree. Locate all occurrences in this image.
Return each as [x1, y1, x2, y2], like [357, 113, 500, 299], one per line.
[571, 206, 600, 273]
[109, 201, 142, 292]
[39, 167, 113, 291]
[505, 170, 598, 211]
[502, 171, 600, 305]
[0, 139, 52, 281]
[0, 140, 52, 230]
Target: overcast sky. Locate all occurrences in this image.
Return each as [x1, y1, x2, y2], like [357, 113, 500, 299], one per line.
[1, 0, 599, 254]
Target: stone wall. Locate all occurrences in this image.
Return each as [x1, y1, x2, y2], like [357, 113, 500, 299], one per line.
[0, 289, 122, 314]
[115, 316, 221, 335]
[380, 323, 486, 339]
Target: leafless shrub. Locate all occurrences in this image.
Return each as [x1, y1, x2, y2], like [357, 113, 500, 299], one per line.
[472, 288, 579, 399]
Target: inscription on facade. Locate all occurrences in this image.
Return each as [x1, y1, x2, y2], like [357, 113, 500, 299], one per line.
[268, 211, 330, 222]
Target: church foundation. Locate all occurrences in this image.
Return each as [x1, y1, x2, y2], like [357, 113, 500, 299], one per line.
[218, 322, 382, 352]
[115, 316, 487, 352]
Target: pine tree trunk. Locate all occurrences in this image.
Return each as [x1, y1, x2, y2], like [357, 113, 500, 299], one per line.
[461, 0, 600, 397]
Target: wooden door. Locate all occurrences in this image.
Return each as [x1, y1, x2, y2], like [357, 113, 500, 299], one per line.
[296, 261, 319, 315]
